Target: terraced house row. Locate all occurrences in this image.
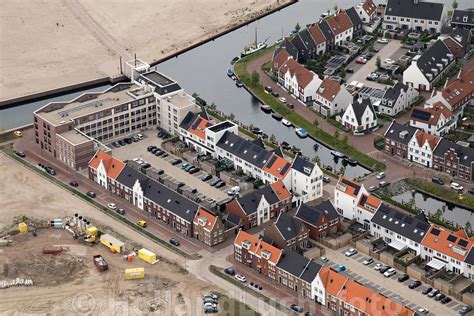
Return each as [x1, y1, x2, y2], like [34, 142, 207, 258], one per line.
[233, 230, 412, 315]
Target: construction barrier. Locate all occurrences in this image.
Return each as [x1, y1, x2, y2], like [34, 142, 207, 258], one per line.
[124, 268, 145, 280]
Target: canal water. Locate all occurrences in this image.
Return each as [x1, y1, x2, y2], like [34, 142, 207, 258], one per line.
[392, 190, 474, 227]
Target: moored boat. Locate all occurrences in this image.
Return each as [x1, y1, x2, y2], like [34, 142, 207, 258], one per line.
[235, 79, 243, 88]
[271, 112, 283, 120]
[281, 119, 292, 127]
[260, 105, 273, 113]
[295, 128, 308, 138]
[344, 157, 358, 165]
[331, 150, 346, 158]
[281, 141, 291, 150]
[227, 67, 234, 77]
[252, 127, 263, 134]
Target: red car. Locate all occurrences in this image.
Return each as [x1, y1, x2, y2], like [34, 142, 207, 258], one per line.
[356, 57, 367, 64]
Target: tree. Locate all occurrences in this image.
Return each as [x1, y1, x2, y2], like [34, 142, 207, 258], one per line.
[295, 22, 301, 32]
[210, 102, 217, 110]
[334, 129, 340, 139]
[367, 43, 374, 52]
[334, 5, 338, 12]
[434, 208, 443, 220]
[314, 119, 319, 128]
[270, 134, 276, 144]
[339, 166, 345, 175]
[228, 113, 235, 121]
[250, 71, 260, 86]
[465, 221, 472, 235]
[339, 68, 346, 79]
[376, 56, 381, 69]
[312, 156, 321, 165]
[452, 0, 458, 9]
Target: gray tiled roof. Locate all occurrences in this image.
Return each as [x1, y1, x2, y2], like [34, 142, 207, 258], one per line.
[371, 204, 431, 243]
[466, 247, 474, 265]
[237, 185, 280, 215]
[319, 20, 335, 40]
[346, 7, 363, 29]
[298, 29, 317, 51]
[383, 82, 408, 103]
[451, 9, 474, 26]
[295, 201, 339, 226]
[300, 261, 322, 283]
[415, 40, 454, 82]
[116, 166, 199, 223]
[280, 39, 299, 60]
[433, 139, 474, 167]
[274, 213, 304, 241]
[291, 156, 315, 176]
[216, 131, 272, 168]
[277, 250, 321, 282]
[385, 0, 445, 21]
[179, 111, 207, 130]
[351, 97, 375, 126]
[384, 121, 418, 145]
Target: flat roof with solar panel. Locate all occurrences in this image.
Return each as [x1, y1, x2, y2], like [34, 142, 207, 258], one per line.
[447, 234, 458, 243]
[431, 228, 441, 236]
[458, 239, 468, 247]
[411, 108, 432, 122]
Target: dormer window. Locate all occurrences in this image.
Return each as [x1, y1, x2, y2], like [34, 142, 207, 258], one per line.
[242, 240, 251, 250]
[261, 250, 271, 260]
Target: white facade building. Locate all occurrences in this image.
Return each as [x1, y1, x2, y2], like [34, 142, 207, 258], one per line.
[342, 97, 377, 133]
[408, 129, 440, 167]
[377, 83, 419, 116]
[314, 78, 353, 117]
[284, 156, 323, 205]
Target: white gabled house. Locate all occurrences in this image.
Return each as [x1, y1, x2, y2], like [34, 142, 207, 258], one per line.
[408, 129, 441, 168]
[377, 82, 419, 116]
[283, 155, 323, 205]
[314, 78, 353, 117]
[342, 97, 377, 134]
[356, 0, 377, 23]
[403, 40, 455, 91]
[278, 58, 322, 103]
[410, 102, 455, 136]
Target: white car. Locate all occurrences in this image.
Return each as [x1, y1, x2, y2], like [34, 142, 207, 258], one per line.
[363, 257, 374, 265]
[450, 182, 464, 191]
[376, 172, 385, 179]
[374, 263, 383, 271]
[279, 97, 287, 103]
[234, 274, 247, 283]
[384, 268, 396, 277]
[417, 308, 429, 314]
[136, 133, 144, 140]
[378, 38, 389, 44]
[345, 248, 358, 257]
[384, 58, 395, 64]
[107, 203, 117, 210]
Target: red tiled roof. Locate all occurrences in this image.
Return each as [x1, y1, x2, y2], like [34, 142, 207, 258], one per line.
[358, 194, 382, 213]
[272, 48, 290, 73]
[263, 154, 291, 179]
[421, 226, 473, 262]
[441, 69, 474, 109]
[414, 130, 440, 150]
[88, 150, 125, 180]
[336, 177, 362, 198]
[317, 78, 341, 102]
[255, 240, 282, 265]
[279, 58, 316, 88]
[326, 10, 353, 36]
[319, 267, 348, 296]
[307, 23, 326, 45]
[411, 102, 453, 125]
[193, 208, 218, 231]
[188, 115, 211, 140]
[234, 230, 260, 254]
[362, 0, 377, 16]
[270, 180, 291, 201]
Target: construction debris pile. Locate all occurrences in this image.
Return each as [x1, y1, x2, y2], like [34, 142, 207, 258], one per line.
[0, 278, 34, 289]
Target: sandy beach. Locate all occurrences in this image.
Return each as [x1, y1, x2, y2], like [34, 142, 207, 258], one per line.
[0, 0, 289, 101]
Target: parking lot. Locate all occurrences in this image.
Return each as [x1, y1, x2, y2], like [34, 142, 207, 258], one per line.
[346, 39, 404, 88]
[109, 130, 229, 202]
[318, 245, 469, 315]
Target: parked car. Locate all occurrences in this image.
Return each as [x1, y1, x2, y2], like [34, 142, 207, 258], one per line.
[384, 58, 395, 64]
[116, 208, 125, 215]
[367, 73, 379, 81]
[422, 287, 432, 295]
[378, 38, 389, 44]
[398, 274, 409, 282]
[69, 181, 79, 187]
[374, 263, 383, 271]
[181, 162, 190, 169]
[379, 265, 390, 274]
[185, 165, 194, 172]
[14, 130, 23, 137]
[335, 264, 346, 272]
[210, 178, 220, 186]
[224, 268, 235, 276]
[376, 172, 385, 179]
[155, 169, 165, 175]
[379, 181, 389, 188]
[189, 167, 200, 174]
[320, 256, 329, 263]
[169, 238, 180, 246]
[203, 296, 217, 304]
[147, 145, 156, 152]
[364, 53, 374, 59]
[289, 304, 303, 313]
[201, 174, 212, 181]
[368, 185, 379, 192]
[434, 293, 446, 301]
[215, 181, 225, 188]
[409, 280, 422, 289]
[459, 305, 472, 315]
[441, 296, 452, 304]
[264, 86, 273, 93]
[45, 166, 56, 175]
[416, 308, 429, 314]
[234, 274, 247, 283]
[428, 289, 439, 297]
[271, 91, 279, 98]
[468, 188, 474, 195]
[176, 182, 185, 188]
[346, 68, 354, 73]
[362, 257, 374, 265]
[323, 176, 331, 183]
[107, 203, 117, 210]
[356, 56, 367, 64]
[279, 97, 287, 103]
[86, 191, 96, 198]
[450, 182, 464, 192]
[384, 268, 396, 277]
[15, 151, 26, 157]
[431, 177, 444, 185]
[137, 220, 147, 228]
[345, 248, 358, 257]
[171, 159, 182, 165]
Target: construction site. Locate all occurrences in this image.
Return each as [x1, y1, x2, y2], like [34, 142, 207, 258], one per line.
[0, 154, 226, 315]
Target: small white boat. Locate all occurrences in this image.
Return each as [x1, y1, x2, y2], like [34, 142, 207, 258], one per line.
[241, 26, 269, 57]
[282, 119, 292, 127]
[331, 150, 346, 158]
[295, 128, 308, 138]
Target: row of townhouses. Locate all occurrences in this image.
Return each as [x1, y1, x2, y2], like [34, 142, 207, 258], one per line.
[179, 112, 324, 204]
[384, 121, 474, 181]
[334, 177, 474, 279]
[88, 150, 226, 246]
[234, 229, 412, 315]
[33, 66, 200, 170]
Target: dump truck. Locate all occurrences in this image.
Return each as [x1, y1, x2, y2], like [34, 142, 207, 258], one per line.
[100, 234, 125, 253]
[124, 268, 144, 280]
[93, 255, 108, 272]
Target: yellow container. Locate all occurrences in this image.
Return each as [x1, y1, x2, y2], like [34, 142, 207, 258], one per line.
[18, 222, 28, 233]
[100, 234, 125, 253]
[124, 267, 145, 280]
[138, 248, 157, 264]
[86, 226, 99, 236]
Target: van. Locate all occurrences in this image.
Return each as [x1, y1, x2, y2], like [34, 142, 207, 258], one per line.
[227, 186, 240, 196]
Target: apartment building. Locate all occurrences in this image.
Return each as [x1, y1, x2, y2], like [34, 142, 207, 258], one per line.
[408, 129, 440, 168]
[433, 139, 474, 182]
[34, 70, 198, 170]
[284, 156, 323, 204]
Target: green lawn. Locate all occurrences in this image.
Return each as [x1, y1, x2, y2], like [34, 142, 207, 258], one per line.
[234, 52, 385, 171]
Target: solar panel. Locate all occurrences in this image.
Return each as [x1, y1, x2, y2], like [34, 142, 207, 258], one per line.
[447, 235, 457, 243]
[394, 213, 404, 220]
[191, 117, 202, 130]
[266, 156, 277, 168]
[405, 217, 414, 224]
[411, 109, 431, 122]
[431, 228, 441, 236]
[280, 163, 291, 175]
[458, 239, 468, 247]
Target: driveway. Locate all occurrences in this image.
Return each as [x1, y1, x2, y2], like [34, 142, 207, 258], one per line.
[321, 245, 468, 315]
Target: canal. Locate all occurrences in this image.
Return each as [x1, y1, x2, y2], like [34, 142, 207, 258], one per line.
[392, 190, 473, 227]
